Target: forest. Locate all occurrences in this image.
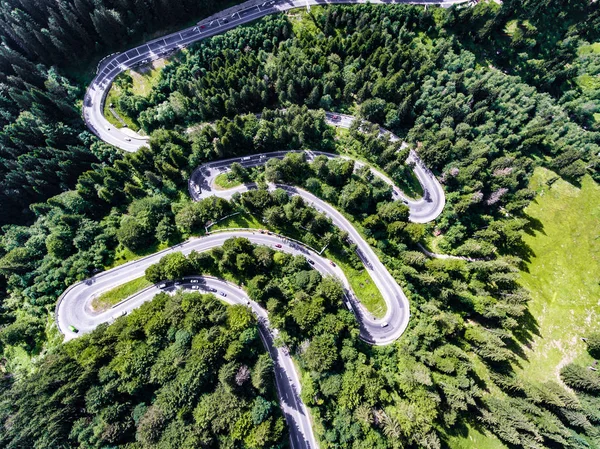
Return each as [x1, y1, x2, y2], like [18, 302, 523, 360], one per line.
[0, 285, 287, 448]
[0, 0, 599, 448]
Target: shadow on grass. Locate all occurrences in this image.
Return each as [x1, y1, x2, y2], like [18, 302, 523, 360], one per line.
[512, 308, 541, 346]
[522, 212, 545, 236]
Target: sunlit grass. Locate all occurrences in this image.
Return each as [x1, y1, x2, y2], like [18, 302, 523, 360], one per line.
[214, 173, 242, 189]
[91, 277, 152, 312]
[517, 168, 600, 383]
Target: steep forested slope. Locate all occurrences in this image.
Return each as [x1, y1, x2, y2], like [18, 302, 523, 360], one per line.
[0, 1, 599, 448]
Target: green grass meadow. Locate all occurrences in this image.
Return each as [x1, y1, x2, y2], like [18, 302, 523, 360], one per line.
[516, 168, 600, 383]
[91, 276, 152, 312]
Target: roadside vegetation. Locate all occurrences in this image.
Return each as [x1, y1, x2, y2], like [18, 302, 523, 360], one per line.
[91, 276, 152, 312]
[214, 172, 243, 189]
[0, 1, 599, 448]
[0, 289, 287, 448]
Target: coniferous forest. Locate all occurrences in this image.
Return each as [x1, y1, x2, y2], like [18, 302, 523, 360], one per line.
[0, 0, 600, 448]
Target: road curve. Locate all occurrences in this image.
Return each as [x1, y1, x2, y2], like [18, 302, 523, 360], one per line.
[190, 110, 445, 223]
[56, 230, 382, 449]
[68, 0, 464, 446]
[83, 0, 469, 152]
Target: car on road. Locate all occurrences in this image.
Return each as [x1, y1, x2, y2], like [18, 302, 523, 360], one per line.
[124, 137, 131, 141]
[331, 114, 340, 120]
[381, 322, 389, 328]
[307, 259, 315, 265]
[274, 244, 282, 248]
[158, 283, 167, 289]
[68, 325, 79, 333]
[330, 261, 336, 267]
[202, 287, 217, 292]
[220, 292, 227, 297]
[200, 25, 206, 29]
[191, 285, 199, 289]
[223, 19, 229, 23]
[191, 279, 199, 283]
[267, 231, 273, 235]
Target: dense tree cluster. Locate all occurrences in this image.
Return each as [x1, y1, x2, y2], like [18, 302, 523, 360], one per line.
[0, 0, 243, 66]
[0, 290, 286, 448]
[0, 1, 599, 448]
[0, 60, 101, 226]
[0, 0, 252, 226]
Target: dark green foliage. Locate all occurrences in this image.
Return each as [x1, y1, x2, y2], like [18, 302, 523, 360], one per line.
[561, 363, 600, 394]
[585, 333, 600, 359]
[0, 2, 599, 448]
[0, 291, 285, 448]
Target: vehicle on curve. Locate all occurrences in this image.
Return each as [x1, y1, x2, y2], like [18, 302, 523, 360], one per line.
[68, 325, 79, 333]
[275, 244, 282, 248]
[330, 261, 336, 267]
[307, 259, 315, 265]
[220, 292, 227, 297]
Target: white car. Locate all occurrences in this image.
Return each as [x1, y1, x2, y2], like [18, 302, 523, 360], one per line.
[380, 322, 389, 328]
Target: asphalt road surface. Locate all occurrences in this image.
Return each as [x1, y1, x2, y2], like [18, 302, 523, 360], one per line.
[68, 0, 467, 446]
[190, 111, 445, 223]
[56, 231, 373, 449]
[83, 0, 469, 151]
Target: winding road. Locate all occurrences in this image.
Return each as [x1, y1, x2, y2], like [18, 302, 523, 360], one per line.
[83, 0, 469, 151]
[63, 0, 463, 447]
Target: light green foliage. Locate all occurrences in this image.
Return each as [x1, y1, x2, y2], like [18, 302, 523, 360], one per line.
[91, 276, 152, 311]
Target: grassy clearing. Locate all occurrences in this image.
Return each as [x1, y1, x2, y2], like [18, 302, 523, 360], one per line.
[209, 212, 263, 232]
[446, 424, 508, 449]
[287, 6, 323, 37]
[92, 277, 152, 312]
[576, 74, 600, 92]
[109, 241, 170, 268]
[103, 73, 141, 131]
[214, 173, 242, 190]
[516, 168, 600, 384]
[102, 58, 167, 131]
[327, 253, 386, 319]
[129, 58, 167, 96]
